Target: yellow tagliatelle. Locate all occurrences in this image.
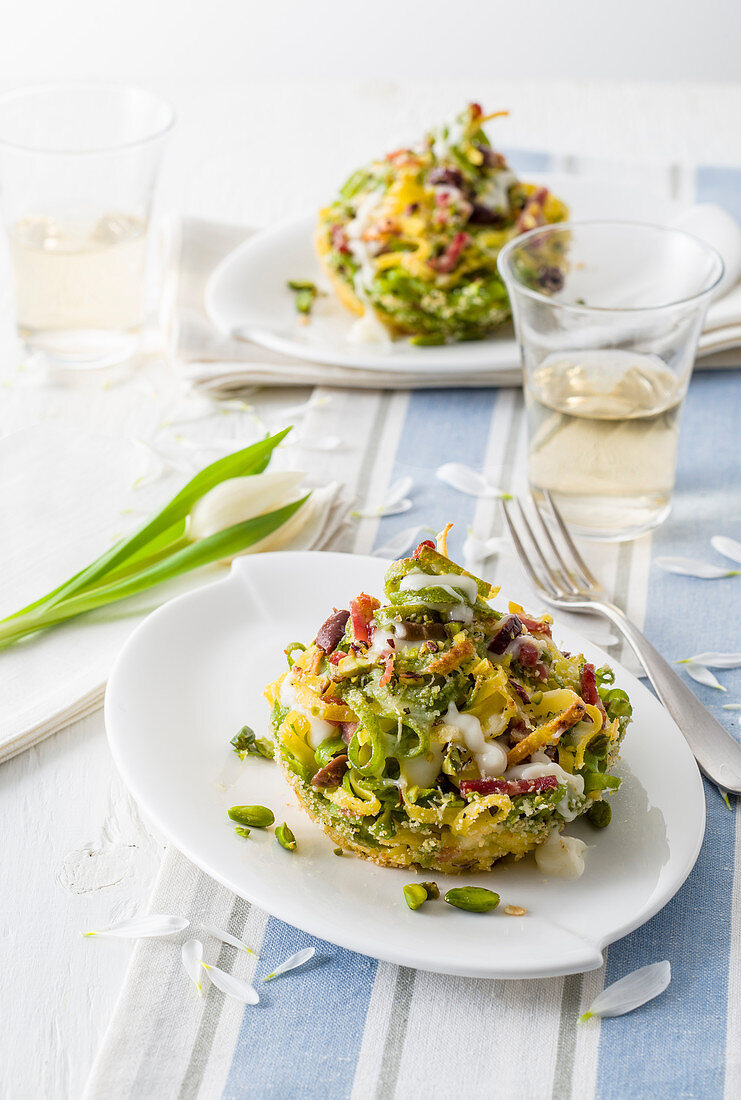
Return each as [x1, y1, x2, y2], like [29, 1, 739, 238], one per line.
[264, 672, 285, 709]
[451, 793, 513, 835]
[277, 711, 317, 772]
[530, 688, 580, 718]
[507, 699, 586, 767]
[466, 663, 518, 727]
[325, 787, 381, 818]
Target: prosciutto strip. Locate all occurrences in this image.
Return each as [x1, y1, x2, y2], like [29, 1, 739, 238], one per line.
[459, 775, 559, 798]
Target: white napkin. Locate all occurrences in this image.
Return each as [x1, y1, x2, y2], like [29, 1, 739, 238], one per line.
[0, 424, 350, 763]
[169, 208, 741, 396]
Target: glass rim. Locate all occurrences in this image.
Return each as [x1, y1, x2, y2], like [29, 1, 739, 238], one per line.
[0, 82, 176, 157]
[497, 218, 725, 315]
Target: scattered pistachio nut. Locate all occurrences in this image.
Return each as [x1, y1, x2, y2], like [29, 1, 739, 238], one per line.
[403, 884, 429, 911]
[419, 881, 440, 900]
[444, 886, 500, 913]
[234, 826, 251, 839]
[333, 847, 344, 857]
[587, 800, 612, 828]
[228, 805, 275, 829]
[503, 905, 528, 917]
[275, 822, 297, 851]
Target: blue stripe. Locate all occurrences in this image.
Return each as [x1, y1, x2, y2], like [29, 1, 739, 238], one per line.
[222, 918, 376, 1099]
[500, 147, 552, 175]
[375, 387, 500, 563]
[595, 373, 741, 1098]
[697, 165, 741, 223]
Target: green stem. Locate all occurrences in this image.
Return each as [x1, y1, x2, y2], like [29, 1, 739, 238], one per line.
[2, 429, 290, 624]
[0, 496, 307, 649]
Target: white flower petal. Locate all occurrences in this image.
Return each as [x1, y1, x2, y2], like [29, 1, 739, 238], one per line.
[83, 914, 189, 939]
[462, 531, 505, 568]
[372, 525, 425, 560]
[378, 498, 413, 517]
[384, 477, 415, 509]
[202, 962, 259, 1004]
[711, 535, 741, 565]
[678, 652, 741, 669]
[264, 945, 316, 981]
[436, 463, 505, 498]
[580, 961, 670, 1021]
[159, 393, 218, 427]
[296, 434, 344, 452]
[182, 939, 205, 994]
[721, 703, 741, 710]
[188, 471, 304, 540]
[202, 925, 257, 956]
[280, 393, 331, 419]
[655, 556, 739, 579]
[684, 663, 727, 691]
[353, 477, 415, 519]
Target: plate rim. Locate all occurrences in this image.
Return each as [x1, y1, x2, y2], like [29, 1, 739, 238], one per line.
[105, 550, 706, 979]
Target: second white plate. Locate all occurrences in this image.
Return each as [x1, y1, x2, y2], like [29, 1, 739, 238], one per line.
[205, 176, 680, 375]
[105, 551, 705, 979]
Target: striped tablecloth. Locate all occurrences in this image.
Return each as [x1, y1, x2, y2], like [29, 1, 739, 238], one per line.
[84, 168, 741, 1100]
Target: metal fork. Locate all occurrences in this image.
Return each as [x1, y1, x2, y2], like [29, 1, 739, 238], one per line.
[502, 491, 741, 794]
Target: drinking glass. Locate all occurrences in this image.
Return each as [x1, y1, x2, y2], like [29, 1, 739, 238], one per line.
[498, 221, 723, 541]
[0, 83, 174, 370]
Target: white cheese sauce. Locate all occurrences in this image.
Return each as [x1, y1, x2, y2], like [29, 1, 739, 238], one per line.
[400, 745, 444, 789]
[534, 830, 588, 879]
[443, 701, 508, 777]
[478, 169, 518, 212]
[400, 570, 479, 604]
[280, 674, 336, 750]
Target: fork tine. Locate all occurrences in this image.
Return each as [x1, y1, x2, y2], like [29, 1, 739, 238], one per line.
[512, 498, 569, 597]
[501, 498, 557, 598]
[543, 490, 600, 588]
[510, 501, 567, 598]
[529, 495, 581, 595]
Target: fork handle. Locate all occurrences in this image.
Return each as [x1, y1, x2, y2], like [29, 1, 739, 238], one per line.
[593, 601, 741, 794]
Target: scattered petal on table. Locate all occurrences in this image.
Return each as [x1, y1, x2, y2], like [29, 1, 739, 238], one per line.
[462, 530, 505, 568]
[721, 703, 741, 710]
[294, 433, 344, 452]
[677, 652, 741, 668]
[373, 525, 425, 559]
[353, 477, 414, 518]
[202, 962, 260, 1004]
[711, 535, 741, 565]
[280, 393, 332, 419]
[655, 556, 740, 579]
[182, 939, 205, 994]
[83, 914, 189, 939]
[683, 662, 727, 691]
[436, 463, 506, 498]
[202, 924, 257, 956]
[131, 439, 171, 488]
[264, 946, 316, 981]
[580, 961, 671, 1021]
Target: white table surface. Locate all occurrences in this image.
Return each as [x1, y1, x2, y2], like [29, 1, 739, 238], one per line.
[3, 78, 741, 1099]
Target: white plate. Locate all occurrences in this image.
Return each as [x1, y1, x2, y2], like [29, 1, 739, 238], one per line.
[105, 552, 705, 979]
[205, 177, 681, 376]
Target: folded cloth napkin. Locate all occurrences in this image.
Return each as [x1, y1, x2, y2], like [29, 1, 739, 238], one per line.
[169, 203, 741, 395]
[0, 422, 350, 764]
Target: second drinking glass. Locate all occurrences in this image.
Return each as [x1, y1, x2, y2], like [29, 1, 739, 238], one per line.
[498, 221, 723, 541]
